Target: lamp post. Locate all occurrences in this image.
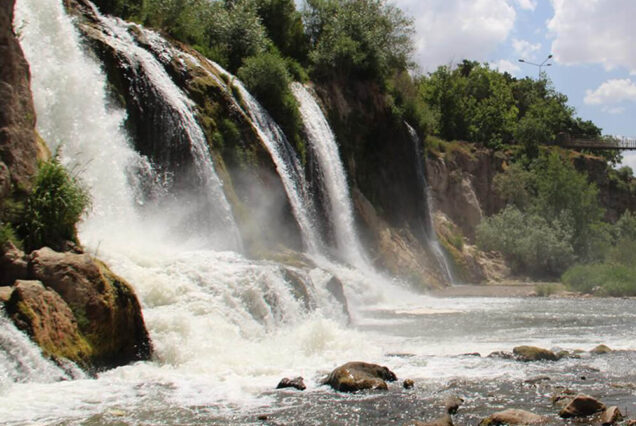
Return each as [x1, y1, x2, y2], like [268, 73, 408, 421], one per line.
[518, 54, 553, 75]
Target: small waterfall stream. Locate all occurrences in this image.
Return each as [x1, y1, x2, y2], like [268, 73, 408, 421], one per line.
[291, 83, 367, 267]
[406, 123, 456, 284]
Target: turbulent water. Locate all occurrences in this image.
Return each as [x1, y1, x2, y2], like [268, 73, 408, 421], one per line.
[3, 0, 635, 424]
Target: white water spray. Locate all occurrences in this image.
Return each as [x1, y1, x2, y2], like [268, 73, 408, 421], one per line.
[406, 123, 456, 284]
[291, 83, 368, 267]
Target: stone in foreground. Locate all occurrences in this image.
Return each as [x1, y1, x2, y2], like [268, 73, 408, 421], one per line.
[513, 345, 558, 362]
[322, 361, 397, 392]
[276, 377, 306, 391]
[479, 408, 548, 425]
[600, 406, 623, 425]
[559, 394, 606, 418]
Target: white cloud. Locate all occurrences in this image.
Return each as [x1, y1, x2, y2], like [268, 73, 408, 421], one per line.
[512, 39, 541, 60]
[514, 0, 537, 11]
[394, 0, 516, 71]
[548, 0, 636, 73]
[620, 152, 636, 171]
[584, 79, 636, 105]
[602, 106, 626, 115]
[492, 59, 521, 74]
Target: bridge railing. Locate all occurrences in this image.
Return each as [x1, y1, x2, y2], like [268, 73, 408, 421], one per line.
[557, 133, 636, 150]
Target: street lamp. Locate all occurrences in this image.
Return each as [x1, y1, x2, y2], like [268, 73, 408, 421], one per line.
[518, 54, 553, 75]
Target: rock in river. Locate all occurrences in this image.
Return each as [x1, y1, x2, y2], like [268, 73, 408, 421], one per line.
[276, 376, 306, 391]
[513, 345, 558, 362]
[559, 394, 606, 418]
[479, 408, 548, 425]
[322, 361, 397, 392]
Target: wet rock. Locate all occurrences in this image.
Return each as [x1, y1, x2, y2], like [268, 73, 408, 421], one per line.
[276, 376, 306, 391]
[555, 350, 580, 360]
[322, 361, 397, 392]
[524, 376, 551, 385]
[29, 247, 152, 369]
[407, 414, 454, 426]
[600, 406, 623, 425]
[5, 280, 92, 365]
[281, 269, 314, 311]
[403, 378, 414, 389]
[590, 344, 612, 354]
[0, 242, 28, 286]
[487, 351, 514, 360]
[551, 388, 577, 407]
[559, 394, 606, 418]
[479, 408, 548, 425]
[444, 394, 464, 414]
[461, 352, 481, 357]
[0, 285, 13, 303]
[512, 345, 558, 362]
[325, 276, 351, 321]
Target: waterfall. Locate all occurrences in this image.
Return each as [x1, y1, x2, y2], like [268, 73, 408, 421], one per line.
[406, 124, 456, 284]
[0, 309, 74, 389]
[291, 83, 367, 267]
[81, 8, 242, 251]
[206, 63, 324, 254]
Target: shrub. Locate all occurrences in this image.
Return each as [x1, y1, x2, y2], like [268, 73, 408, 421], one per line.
[21, 158, 91, 251]
[562, 263, 636, 297]
[535, 283, 560, 297]
[237, 52, 305, 160]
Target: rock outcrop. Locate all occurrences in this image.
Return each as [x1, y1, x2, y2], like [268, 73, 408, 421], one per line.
[28, 247, 152, 369]
[0, 0, 40, 193]
[322, 361, 397, 392]
[5, 280, 91, 365]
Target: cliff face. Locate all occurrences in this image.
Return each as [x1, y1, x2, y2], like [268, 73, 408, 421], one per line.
[0, 0, 40, 197]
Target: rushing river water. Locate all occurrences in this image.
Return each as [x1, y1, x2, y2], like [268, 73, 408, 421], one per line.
[1, 294, 635, 425]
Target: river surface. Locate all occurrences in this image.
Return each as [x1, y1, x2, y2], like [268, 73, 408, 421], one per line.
[1, 291, 634, 425]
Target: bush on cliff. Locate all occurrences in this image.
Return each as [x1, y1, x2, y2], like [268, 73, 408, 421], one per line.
[21, 158, 90, 251]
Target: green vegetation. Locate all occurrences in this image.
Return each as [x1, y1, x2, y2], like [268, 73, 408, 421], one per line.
[21, 158, 90, 251]
[418, 61, 604, 155]
[477, 153, 604, 277]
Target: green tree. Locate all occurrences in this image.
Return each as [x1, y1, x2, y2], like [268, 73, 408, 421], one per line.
[304, 0, 414, 81]
[253, 0, 309, 62]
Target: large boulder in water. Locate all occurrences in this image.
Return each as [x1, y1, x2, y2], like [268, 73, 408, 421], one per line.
[322, 361, 397, 392]
[513, 345, 558, 362]
[479, 409, 548, 425]
[558, 394, 606, 418]
[5, 280, 92, 366]
[29, 247, 152, 369]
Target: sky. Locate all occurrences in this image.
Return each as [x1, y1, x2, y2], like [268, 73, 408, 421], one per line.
[392, 0, 636, 169]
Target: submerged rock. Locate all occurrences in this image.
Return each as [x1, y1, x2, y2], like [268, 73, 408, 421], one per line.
[487, 351, 514, 360]
[512, 345, 558, 362]
[325, 276, 351, 321]
[479, 408, 548, 425]
[558, 394, 606, 418]
[276, 377, 306, 391]
[403, 378, 414, 389]
[322, 361, 397, 392]
[591, 344, 612, 354]
[444, 395, 464, 414]
[5, 280, 91, 366]
[29, 247, 152, 369]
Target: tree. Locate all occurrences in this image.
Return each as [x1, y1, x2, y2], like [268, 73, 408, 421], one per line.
[303, 0, 414, 81]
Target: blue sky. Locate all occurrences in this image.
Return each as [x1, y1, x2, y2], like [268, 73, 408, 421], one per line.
[392, 0, 636, 168]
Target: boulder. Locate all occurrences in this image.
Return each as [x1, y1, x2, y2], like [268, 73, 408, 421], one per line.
[513, 345, 558, 362]
[0, 285, 12, 303]
[479, 409, 548, 425]
[29, 247, 152, 369]
[559, 394, 606, 418]
[5, 280, 91, 365]
[551, 388, 577, 407]
[600, 406, 623, 425]
[487, 351, 514, 360]
[0, 241, 28, 286]
[403, 378, 415, 389]
[590, 344, 612, 354]
[322, 361, 397, 392]
[276, 376, 306, 391]
[325, 275, 351, 321]
[407, 414, 454, 426]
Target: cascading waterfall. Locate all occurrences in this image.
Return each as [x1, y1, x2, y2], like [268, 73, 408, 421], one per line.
[84, 8, 242, 251]
[291, 83, 367, 267]
[226, 71, 324, 254]
[406, 123, 456, 284]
